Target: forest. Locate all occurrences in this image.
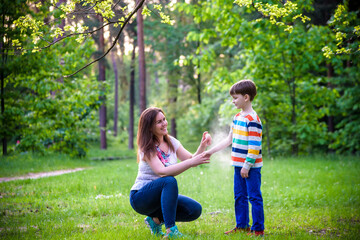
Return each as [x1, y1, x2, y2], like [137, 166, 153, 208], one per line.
[1, 0, 360, 157]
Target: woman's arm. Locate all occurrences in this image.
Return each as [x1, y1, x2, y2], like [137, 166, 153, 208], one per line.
[177, 132, 211, 161]
[147, 152, 211, 177]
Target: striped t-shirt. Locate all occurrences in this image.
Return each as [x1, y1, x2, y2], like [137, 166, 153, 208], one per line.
[231, 110, 263, 169]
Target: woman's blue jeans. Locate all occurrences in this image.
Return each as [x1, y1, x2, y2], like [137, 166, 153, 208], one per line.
[234, 167, 264, 231]
[129, 176, 202, 229]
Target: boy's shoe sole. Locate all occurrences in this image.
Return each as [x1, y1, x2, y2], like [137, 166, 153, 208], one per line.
[248, 230, 264, 237]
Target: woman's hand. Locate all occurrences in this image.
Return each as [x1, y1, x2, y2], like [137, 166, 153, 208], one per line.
[190, 152, 211, 167]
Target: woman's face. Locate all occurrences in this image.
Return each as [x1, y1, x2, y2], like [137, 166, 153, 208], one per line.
[152, 112, 168, 137]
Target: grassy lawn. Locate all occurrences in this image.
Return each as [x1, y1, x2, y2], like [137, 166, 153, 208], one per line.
[0, 145, 359, 239]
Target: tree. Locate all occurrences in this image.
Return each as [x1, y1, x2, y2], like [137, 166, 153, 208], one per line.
[97, 15, 107, 149]
[1, 0, 30, 155]
[111, 49, 119, 137]
[129, 40, 136, 149]
[128, 21, 137, 150]
[137, 0, 147, 113]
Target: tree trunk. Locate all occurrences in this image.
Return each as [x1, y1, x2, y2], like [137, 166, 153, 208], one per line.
[197, 72, 201, 104]
[128, 43, 136, 149]
[262, 112, 271, 157]
[153, 51, 159, 85]
[51, 0, 65, 96]
[119, 43, 128, 102]
[326, 63, 335, 153]
[326, 63, 334, 133]
[168, 72, 178, 138]
[0, 23, 7, 155]
[1, 54, 6, 156]
[171, 118, 177, 138]
[111, 50, 119, 137]
[290, 78, 298, 155]
[137, 0, 146, 113]
[196, 41, 201, 104]
[98, 15, 107, 149]
[280, 39, 298, 155]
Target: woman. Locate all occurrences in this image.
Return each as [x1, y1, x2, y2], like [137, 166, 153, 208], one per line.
[129, 107, 212, 238]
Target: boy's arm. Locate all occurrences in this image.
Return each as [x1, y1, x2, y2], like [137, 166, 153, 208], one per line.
[205, 131, 232, 155]
[241, 119, 262, 178]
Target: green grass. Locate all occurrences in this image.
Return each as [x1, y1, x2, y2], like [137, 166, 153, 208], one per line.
[0, 143, 135, 178]
[1, 147, 360, 239]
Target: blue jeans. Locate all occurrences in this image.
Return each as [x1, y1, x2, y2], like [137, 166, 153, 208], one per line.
[234, 167, 264, 231]
[129, 176, 202, 229]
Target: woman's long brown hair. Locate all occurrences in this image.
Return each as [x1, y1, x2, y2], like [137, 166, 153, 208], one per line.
[137, 107, 175, 162]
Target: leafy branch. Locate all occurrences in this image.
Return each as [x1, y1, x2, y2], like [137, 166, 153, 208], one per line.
[233, 0, 310, 32]
[65, 0, 145, 77]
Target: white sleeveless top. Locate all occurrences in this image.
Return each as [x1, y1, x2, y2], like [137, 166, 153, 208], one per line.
[130, 136, 181, 191]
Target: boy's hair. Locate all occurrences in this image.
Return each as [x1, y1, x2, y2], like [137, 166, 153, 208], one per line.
[229, 79, 257, 101]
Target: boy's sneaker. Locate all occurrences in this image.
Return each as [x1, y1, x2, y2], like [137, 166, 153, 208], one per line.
[144, 216, 164, 236]
[248, 230, 264, 237]
[163, 225, 183, 239]
[224, 227, 251, 235]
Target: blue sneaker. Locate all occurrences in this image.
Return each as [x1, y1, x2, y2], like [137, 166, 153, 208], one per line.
[163, 225, 183, 239]
[144, 216, 164, 236]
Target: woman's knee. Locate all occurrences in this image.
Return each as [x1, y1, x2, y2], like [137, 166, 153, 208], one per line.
[184, 201, 202, 222]
[162, 176, 177, 187]
[192, 202, 202, 220]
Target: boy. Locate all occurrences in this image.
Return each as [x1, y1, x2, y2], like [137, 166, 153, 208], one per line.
[206, 79, 264, 236]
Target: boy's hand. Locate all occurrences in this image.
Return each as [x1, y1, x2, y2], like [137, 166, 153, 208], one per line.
[241, 167, 249, 178]
[201, 131, 212, 146]
[203, 150, 212, 159]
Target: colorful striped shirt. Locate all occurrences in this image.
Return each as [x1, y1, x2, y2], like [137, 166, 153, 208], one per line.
[231, 110, 263, 169]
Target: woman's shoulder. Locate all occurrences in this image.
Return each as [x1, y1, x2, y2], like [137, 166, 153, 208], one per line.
[169, 135, 181, 150]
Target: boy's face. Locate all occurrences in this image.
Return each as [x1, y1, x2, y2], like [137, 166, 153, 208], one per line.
[231, 94, 247, 109]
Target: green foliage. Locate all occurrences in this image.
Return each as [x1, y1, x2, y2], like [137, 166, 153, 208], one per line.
[322, 3, 360, 154]
[177, 96, 225, 143]
[3, 37, 100, 157]
[12, 0, 175, 54]
[173, 0, 360, 155]
[322, 1, 360, 58]
[144, 1, 210, 134]
[3, 0, 360, 157]
[329, 62, 360, 153]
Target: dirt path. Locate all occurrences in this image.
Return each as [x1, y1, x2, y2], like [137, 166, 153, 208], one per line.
[0, 168, 86, 183]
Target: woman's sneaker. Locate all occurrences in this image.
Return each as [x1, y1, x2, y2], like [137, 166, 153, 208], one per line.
[163, 226, 183, 239]
[144, 216, 164, 236]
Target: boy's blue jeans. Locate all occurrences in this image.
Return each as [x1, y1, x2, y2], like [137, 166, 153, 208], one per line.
[129, 176, 202, 229]
[234, 167, 264, 231]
